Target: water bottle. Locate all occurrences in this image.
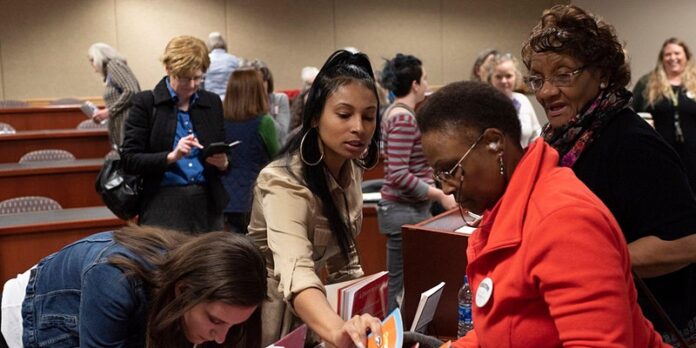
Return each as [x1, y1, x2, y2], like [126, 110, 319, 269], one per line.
[457, 275, 473, 337]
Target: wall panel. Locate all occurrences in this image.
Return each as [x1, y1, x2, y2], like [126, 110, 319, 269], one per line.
[0, 0, 559, 98]
[226, 0, 335, 91]
[115, 0, 227, 90]
[334, 0, 442, 85]
[0, 0, 116, 99]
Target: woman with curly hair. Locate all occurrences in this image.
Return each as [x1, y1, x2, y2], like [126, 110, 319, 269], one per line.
[523, 4, 696, 345]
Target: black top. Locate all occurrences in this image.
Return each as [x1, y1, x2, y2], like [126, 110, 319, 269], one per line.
[633, 74, 696, 192]
[572, 106, 696, 334]
[121, 77, 229, 214]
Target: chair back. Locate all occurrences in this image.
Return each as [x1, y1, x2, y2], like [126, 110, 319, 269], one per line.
[0, 122, 16, 134]
[0, 196, 62, 215]
[77, 119, 108, 129]
[19, 149, 76, 163]
[48, 98, 85, 105]
[0, 100, 29, 108]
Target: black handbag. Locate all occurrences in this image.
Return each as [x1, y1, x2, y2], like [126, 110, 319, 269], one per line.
[95, 151, 142, 220]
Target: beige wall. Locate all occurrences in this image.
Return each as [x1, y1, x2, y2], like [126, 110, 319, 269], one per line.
[573, 0, 696, 87]
[0, 0, 558, 100]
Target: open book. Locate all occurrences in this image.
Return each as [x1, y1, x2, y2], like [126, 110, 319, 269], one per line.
[326, 271, 389, 321]
[368, 309, 403, 348]
[410, 281, 445, 333]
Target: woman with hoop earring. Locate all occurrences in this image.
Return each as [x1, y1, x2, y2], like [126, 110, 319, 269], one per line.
[418, 81, 667, 347]
[247, 49, 383, 348]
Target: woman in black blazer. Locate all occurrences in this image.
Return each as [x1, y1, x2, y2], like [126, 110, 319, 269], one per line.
[121, 35, 229, 233]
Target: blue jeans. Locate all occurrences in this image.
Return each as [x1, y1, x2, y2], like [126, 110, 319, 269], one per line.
[376, 199, 432, 313]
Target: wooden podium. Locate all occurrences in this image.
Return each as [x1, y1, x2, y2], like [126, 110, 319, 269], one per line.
[402, 209, 469, 338]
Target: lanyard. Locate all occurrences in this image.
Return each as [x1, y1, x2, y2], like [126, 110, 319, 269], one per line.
[668, 87, 685, 143]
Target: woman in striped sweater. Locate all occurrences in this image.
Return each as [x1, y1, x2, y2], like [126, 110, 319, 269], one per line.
[88, 43, 141, 148]
[378, 53, 457, 314]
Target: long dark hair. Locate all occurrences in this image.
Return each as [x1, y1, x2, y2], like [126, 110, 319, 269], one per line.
[281, 49, 381, 259]
[109, 225, 268, 348]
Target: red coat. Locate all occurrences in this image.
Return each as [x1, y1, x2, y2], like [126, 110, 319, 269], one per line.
[453, 139, 666, 348]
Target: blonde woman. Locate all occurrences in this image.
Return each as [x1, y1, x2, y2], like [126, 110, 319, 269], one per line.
[634, 38, 696, 191]
[121, 36, 229, 233]
[488, 53, 541, 148]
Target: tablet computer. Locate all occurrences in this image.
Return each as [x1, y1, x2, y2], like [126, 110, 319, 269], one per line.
[201, 140, 241, 158]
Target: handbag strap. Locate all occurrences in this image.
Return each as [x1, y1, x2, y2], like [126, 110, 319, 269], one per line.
[632, 270, 690, 347]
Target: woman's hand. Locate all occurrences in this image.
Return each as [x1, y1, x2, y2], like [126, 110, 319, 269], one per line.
[206, 153, 229, 171]
[330, 313, 382, 348]
[166, 134, 203, 164]
[440, 193, 458, 210]
[93, 108, 110, 123]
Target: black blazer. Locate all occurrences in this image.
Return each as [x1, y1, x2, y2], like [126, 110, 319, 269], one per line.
[121, 77, 229, 213]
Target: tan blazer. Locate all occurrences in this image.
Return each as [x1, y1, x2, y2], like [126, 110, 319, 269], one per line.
[248, 154, 364, 346]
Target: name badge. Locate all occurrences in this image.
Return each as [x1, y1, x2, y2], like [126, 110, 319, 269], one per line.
[475, 277, 494, 308]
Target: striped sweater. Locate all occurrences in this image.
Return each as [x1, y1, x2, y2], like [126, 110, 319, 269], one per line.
[380, 104, 434, 203]
[104, 59, 140, 146]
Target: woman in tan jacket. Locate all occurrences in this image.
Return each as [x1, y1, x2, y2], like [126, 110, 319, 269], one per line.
[248, 49, 383, 347]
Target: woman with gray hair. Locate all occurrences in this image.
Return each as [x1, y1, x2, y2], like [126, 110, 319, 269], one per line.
[205, 32, 240, 98]
[87, 43, 141, 147]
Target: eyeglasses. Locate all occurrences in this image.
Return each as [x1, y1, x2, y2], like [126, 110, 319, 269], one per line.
[524, 66, 585, 92]
[433, 133, 485, 184]
[175, 74, 205, 85]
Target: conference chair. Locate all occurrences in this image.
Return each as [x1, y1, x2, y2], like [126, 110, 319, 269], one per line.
[48, 98, 85, 105]
[77, 119, 108, 129]
[0, 196, 62, 215]
[0, 122, 15, 134]
[0, 100, 29, 108]
[19, 149, 76, 163]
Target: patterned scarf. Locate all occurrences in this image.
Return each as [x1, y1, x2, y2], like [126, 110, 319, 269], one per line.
[542, 88, 633, 167]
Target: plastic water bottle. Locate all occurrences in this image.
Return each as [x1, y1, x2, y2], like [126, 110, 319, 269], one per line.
[457, 275, 473, 337]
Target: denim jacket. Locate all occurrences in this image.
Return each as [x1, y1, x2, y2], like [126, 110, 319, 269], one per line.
[22, 231, 149, 348]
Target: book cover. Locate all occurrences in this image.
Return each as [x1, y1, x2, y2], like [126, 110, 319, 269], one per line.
[265, 324, 307, 348]
[368, 309, 403, 348]
[410, 281, 445, 333]
[341, 271, 388, 320]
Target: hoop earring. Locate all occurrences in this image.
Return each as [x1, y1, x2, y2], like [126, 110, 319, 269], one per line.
[300, 128, 323, 166]
[357, 137, 380, 170]
[498, 153, 504, 176]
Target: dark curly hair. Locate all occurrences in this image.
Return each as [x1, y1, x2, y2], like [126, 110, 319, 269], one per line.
[380, 53, 423, 98]
[521, 4, 630, 91]
[417, 81, 521, 146]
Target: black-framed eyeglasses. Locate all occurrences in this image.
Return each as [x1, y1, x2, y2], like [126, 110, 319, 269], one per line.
[433, 133, 485, 184]
[524, 66, 585, 92]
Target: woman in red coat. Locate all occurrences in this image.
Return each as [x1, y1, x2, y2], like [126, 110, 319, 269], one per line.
[416, 81, 667, 347]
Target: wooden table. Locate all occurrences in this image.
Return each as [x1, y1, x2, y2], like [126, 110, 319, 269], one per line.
[402, 209, 469, 337]
[0, 106, 87, 131]
[0, 129, 110, 163]
[0, 206, 126, 282]
[0, 158, 103, 208]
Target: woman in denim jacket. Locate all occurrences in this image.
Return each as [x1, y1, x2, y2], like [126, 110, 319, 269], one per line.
[4, 225, 266, 348]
